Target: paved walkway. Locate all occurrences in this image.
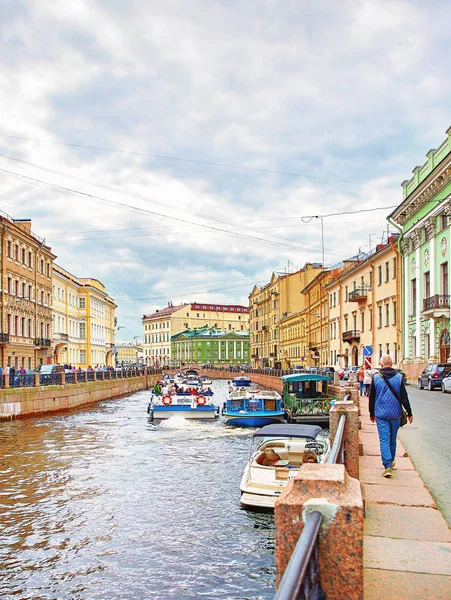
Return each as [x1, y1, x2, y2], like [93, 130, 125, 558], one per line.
[359, 398, 451, 599]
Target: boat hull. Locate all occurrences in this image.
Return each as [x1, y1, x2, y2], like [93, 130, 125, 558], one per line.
[224, 413, 285, 427]
[148, 405, 218, 420]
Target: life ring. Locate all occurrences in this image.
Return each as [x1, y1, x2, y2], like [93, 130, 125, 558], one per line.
[196, 395, 207, 406]
[162, 395, 172, 406]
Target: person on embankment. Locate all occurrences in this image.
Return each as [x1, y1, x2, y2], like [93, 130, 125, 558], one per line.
[369, 354, 413, 478]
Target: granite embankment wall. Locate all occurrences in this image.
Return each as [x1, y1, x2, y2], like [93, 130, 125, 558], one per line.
[0, 374, 159, 420]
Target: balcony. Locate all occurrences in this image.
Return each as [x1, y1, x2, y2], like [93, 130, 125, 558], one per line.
[54, 333, 69, 341]
[348, 287, 368, 302]
[269, 352, 275, 357]
[262, 325, 269, 331]
[342, 330, 360, 343]
[422, 295, 450, 319]
[0, 332, 9, 343]
[251, 353, 259, 359]
[35, 337, 51, 347]
[308, 345, 318, 351]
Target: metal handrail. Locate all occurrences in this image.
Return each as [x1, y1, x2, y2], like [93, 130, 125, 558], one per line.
[274, 511, 324, 600]
[327, 414, 346, 465]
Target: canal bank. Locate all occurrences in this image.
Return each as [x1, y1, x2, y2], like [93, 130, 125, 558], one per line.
[0, 372, 160, 420]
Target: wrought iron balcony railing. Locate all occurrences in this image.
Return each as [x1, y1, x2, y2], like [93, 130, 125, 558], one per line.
[342, 330, 360, 342]
[0, 332, 9, 343]
[34, 337, 51, 347]
[348, 287, 368, 302]
[423, 294, 450, 311]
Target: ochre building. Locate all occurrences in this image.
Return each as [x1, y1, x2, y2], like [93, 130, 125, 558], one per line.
[0, 215, 56, 369]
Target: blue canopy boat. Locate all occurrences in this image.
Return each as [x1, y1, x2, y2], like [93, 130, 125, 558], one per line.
[280, 373, 337, 426]
[223, 387, 285, 427]
[233, 375, 252, 387]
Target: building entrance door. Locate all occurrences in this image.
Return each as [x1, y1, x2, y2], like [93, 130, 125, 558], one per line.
[352, 346, 358, 366]
[439, 330, 450, 362]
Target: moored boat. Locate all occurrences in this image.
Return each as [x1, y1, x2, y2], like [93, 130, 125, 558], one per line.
[281, 373, 338, 426]
[223, 387, 285, 427]
[240, 423, 330, 510]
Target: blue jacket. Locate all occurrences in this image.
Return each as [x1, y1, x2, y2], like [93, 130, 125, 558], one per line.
[369, 367, 412, 419]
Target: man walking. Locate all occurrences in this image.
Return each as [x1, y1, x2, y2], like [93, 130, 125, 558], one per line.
[369, 354, 413, 478]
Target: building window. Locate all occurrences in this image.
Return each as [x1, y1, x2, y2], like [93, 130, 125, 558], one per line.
[369, 309, 372, 330]
[392, 257, 397, 279]
[385, 304, 389, 327]
[386, 343, 390, 355]
[345, 286, 348, 301]
[361, 312, 364, 333]
[441, 262, 448, 296]
[7, 241, 11, 257]
[411, 279, 417, 315]
[393, 301, 397, 326]
[379, 344, 382, 359]
[378, 266, 382, 286]
[28, 251, 32, 267]
[424, 271, 430, 300]
[378, 306, 382, 328]
[79, 297, 86, 309]
[385, 262, 389, 282]
[21, 248, 25, 264]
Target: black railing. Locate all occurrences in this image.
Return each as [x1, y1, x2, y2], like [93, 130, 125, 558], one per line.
[274, 511, 325, 600]
[274, 414, 347, 600]
[0, 332, 9, 343]
[348, 287, 368, 302]
[35, 337, 51, 347]
[0, 368, 162, 389]
[327, 414, 346, 465]
[342, 330, 360, 342]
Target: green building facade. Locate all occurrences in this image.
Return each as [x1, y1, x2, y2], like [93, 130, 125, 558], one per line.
[171, 327, 250, 366]
[389, 127, 451, 375]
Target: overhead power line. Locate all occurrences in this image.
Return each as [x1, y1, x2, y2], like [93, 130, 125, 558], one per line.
[0, 133, 399, 190]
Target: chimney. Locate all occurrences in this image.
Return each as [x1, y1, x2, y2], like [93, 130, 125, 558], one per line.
[13, 219, 32, 234]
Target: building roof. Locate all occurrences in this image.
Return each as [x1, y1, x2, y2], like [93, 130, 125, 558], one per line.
[143, 304, 186, 320]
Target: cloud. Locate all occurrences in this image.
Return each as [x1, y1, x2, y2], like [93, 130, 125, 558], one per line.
[1, 0, 450, 337]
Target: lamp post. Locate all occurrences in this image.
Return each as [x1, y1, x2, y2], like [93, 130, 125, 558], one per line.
[133, 336, 139, 366]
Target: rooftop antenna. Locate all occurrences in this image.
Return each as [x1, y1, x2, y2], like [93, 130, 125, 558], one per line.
[368, 233, 377, 252]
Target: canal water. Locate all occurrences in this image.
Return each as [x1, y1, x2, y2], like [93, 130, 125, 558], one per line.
[0, 380, 276, 600]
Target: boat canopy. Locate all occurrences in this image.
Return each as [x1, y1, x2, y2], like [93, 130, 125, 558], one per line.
[281, 373, 330, 383]
[252, 423, 322, 438]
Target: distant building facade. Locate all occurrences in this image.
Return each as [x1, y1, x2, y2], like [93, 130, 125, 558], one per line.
[389, 127, 451, 377]
[0, 214, 56, 369]
[171, 327, 249, 366]
[115, 341, 143, 367]
[249, 263, 323, 369]
[142, 302, 249, 366]
[327, 241, 400, 369]
[52, 266, 116, 368]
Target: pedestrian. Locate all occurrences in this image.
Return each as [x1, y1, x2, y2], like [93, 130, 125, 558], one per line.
[363, 366, 373, 396]
[369, 354, 413, 478]
[19, 365, 26, 386]
[9, 365, 15, 387]
[358, 365, 365, 396]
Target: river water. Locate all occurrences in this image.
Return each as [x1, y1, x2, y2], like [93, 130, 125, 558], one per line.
[0, 380, 276, 600]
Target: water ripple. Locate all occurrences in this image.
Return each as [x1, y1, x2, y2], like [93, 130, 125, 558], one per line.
[0, 381, 275, 599]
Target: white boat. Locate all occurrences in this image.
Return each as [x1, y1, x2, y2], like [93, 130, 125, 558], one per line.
[240, 424, 330, 510]
[223, 387, 285, 427]
[147, 390, 218, 421]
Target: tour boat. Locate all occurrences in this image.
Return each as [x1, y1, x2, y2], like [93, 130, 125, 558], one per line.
[222, 387, 285, 427]
[240, 424, 330, 510]
[233, 375, 252, 387]
[147, 390, 218, 421]
[280, 373, 338, 426]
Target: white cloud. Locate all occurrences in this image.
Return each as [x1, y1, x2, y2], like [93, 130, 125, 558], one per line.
[1, 0, 450, 336]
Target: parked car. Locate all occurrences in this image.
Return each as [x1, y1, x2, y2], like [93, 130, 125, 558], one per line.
[418, 363, 451, 391]
[343, 365, 359, 380]
[441, 372, 451, 393]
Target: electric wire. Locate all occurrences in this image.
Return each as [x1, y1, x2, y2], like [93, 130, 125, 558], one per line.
[0, 133, 399, 190]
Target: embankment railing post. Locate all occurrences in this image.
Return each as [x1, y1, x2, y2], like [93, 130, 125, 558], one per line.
[275, 464, 364, 600]
[330, 401, 360, 480]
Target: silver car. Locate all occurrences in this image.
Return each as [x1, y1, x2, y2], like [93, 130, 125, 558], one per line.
[441, 373, 451, 393]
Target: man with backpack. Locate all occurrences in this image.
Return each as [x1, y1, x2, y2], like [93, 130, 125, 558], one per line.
[369, 354, 413, 478]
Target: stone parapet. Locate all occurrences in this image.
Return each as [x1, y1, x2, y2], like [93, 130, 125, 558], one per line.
[330, 401, 360, 479]
[275, 464, 364, 600]
[0, 374, 159, 420]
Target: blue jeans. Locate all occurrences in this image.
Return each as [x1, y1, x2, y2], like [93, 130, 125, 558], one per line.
[375, 417, 401, 468]
[359, 381, 365, 395]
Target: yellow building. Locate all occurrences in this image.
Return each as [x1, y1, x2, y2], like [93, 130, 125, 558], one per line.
[279, 312, 307, 368]
[301, 266, 344, 367]
[115, 341, 143, 367]
[0, 215, 56, 369]
[52, 266, 116, 368]
[326, 238, 401, 369]
[142, 302, 249, 366]
[249, 263, 323, 368]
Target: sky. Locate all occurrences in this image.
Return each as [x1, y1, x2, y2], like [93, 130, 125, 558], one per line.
[1, 0, 450, 340]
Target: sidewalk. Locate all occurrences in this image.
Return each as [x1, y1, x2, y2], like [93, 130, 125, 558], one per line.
[359, 398, 451, 600]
